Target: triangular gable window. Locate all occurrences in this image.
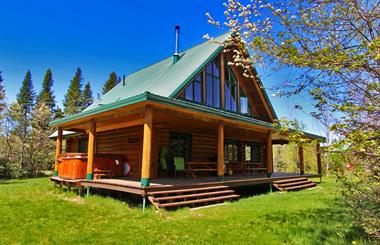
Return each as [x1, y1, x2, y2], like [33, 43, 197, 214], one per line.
[178, 74, 203, 103]
[177, 54, 255, 117]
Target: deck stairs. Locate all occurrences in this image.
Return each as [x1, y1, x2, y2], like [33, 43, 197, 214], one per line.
[273, 177, 316, 192]
[147, 185, 240, 210]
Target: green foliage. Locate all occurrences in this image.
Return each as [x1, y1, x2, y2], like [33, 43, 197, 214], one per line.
[17, 70, 35, 113]
[0, 177, 372, 244]
[211, 0, 380, 238]
[81, 81, 94, 109]
[54, 106, 64, 119]
[37, 68, 56, 113]
[102, 71, 118, 95]
[63, 67, 83, 115]
[1, 102, 54, 178]
[0, 71, 5, 118]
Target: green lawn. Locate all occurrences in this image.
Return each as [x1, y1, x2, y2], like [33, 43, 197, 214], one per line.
[0, 177, 371, 244]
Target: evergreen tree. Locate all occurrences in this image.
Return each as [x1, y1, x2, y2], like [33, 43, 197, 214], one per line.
[0, 71, 5, 117]
[37, 69, 56, 112]
[54, 106, 64, 119]
[17, 70, 35, 113]
[81, 82, 94, 109]
[102, 72, 118, 95]
[63, 67, 83, 115]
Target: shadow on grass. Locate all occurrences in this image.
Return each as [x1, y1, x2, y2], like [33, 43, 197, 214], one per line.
[252, 201, 369, 244]
[0, 180, 25, 185]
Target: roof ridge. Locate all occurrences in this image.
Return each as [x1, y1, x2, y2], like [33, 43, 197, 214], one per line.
[123, 31, 230, 79]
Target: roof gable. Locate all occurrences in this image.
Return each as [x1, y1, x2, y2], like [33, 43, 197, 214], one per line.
[85, 33, 229, 111]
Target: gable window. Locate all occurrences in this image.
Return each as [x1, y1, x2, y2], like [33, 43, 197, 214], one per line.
[240, 89, 251, 115]
[179, 74, 203, 103]
[224, 60, 238, 112]
[205, 57, 221, 108]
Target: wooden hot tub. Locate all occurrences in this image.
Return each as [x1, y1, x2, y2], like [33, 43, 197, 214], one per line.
[57, 153, 124, 179]
[58, 153, 87, 179]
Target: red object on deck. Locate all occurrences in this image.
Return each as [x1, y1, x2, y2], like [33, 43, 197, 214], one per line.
[57, 153, 124, 179]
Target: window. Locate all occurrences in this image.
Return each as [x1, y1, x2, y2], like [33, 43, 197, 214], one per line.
[224, 141, 239, 162]
[244, 142, 261, 163]
[180, 75, 203, 103]
[224, 59, 238, 112]
[205, 57, 221, 107]
[240, 89, 251, 115]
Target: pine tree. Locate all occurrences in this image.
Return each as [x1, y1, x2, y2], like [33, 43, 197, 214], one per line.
[17, 70, 35, 113]
[81, 82, 94, 109]
[63, 67, 83, 115]
[102, 72, 118, 95]
[15, 70, 35, 170]
[54, 106, 64, 119]
[37, 69, 56, 112]
[0, 71, 6, 117]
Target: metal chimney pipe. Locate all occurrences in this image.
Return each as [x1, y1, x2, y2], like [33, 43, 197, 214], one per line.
[173, 26, 180, 64]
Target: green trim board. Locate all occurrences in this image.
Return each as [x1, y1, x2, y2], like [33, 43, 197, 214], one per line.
[141, 178, 150, 187]
[50, 91, 325, 140]
[53, 171, 58, 176]
[86, 173, 94, 180]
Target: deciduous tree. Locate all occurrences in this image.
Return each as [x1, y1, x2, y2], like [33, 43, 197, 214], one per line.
[208, 0, 379, 237]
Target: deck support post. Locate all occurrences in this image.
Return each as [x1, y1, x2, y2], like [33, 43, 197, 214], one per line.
[316, 143, 322, 175]
[54, 127, 63, 176]
[316, 143, 322, 182]
[141, 106, 153, 187]
[86, 120, 96, 180]
[299, 146, 305, 175]
[217, 121, 224, 181]
[266, 131, 273, 177]
[142, 197, 146, 212]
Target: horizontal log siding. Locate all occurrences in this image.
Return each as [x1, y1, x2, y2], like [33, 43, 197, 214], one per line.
[96, 126, 143, 178]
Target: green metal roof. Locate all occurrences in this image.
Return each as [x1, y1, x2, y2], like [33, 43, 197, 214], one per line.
[84, 33, 229, 112]
[50, 32, 279, 129]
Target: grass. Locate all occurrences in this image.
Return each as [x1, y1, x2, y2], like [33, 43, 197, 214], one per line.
[0, 177, 372, 244]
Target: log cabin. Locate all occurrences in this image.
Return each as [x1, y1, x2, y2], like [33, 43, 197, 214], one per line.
[50, 27, 324, 209]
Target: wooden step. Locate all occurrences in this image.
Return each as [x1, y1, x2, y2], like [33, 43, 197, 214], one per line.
[147, 185, 229, 196]
[152, 190, 235, 202]
[282, 182, 316, 191]
[158, 194, 240, 208]
[272, 177, 307, 184]
[276, 180, 312, 188]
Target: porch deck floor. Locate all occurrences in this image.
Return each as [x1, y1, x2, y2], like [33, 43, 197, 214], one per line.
[52, 172, 321, 196]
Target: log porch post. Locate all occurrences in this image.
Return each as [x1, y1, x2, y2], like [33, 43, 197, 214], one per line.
[266, 130, 273, 177]
[299, 146, 305, 175]
[53, 127, 63, 176]
[86, 120, 96, 180]
[141, 106, 153, 187]
[217, 121, 224, 181]
[316, 143, 322, 175]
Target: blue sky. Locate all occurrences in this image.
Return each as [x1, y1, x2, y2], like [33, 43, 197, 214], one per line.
[0, 0, 323, 135]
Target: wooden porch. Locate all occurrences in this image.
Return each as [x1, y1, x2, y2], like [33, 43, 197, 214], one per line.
[51, 172, 321, 196]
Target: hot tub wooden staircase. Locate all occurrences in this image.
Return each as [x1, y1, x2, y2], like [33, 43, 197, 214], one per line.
[273, 177, 316, 192]
[147, 185, 240, 210]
